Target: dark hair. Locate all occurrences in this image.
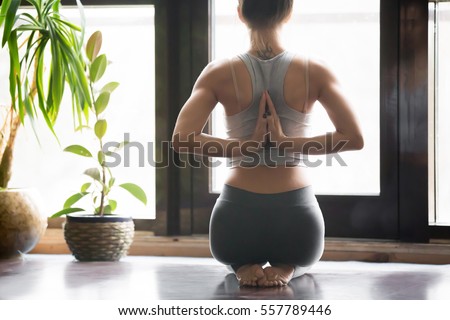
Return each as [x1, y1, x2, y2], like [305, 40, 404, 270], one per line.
[241, 0, 294, 29]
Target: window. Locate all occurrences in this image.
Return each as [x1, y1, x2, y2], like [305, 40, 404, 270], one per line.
[429, 0, 450, 225]
[1, 5, 155, 219]
[187, 0, 402, 240]
[211, 0, 380, 196]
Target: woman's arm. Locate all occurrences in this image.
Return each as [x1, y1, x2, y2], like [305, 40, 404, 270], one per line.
[172, 63, 263, 157]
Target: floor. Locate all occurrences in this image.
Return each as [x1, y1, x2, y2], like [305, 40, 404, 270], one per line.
[1, 254, 450, 300]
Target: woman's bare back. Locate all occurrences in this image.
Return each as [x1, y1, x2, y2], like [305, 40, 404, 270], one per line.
[210, 53, 316, 193]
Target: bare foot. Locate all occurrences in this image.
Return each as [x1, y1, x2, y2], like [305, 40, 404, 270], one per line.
[259, 264, 295, 287]
[235, 264, 265, 287]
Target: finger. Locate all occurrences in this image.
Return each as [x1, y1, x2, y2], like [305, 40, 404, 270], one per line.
[258, 91, 267, 118]
[265, 91, 278, 118]
[266, 113, 277, 131]
[263, 131, 275, 148]
[252, 119, 268, 144]
[255, 117, 268, 132]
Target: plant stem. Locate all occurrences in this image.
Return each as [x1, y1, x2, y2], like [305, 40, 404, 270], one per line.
[0, 115, 21, 188]
[97, 117, 106, 216]
[90, 77, 107, 216]
[99, 139, 106, 216]
[98, 157, 107, 217]
[0, 45, 40, 188]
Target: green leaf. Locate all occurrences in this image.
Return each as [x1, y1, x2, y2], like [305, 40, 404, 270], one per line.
[16, 25, 46, 32]
[21, 12, 41, 27]
[108, 177, 116, 188]
[75, 0, 86, 48]
[35, 39, 59, 142]
[64, 145, 93, 157]
[43, 0, 59, 17]
[49, 26, 92, 110]
[94, 119, 107, 140]
[0, 0, 13, 28]
[1, 0, 20, 47]
[86, 30, 102, 62]
[50, 16, 82, 31]
[47, 20, 66, 120]
[23, 79, 35, 119]
[7, 31, 19, 112]
[50, 207, 85, 219]
[103, 205, 112, 214]
[81, 182, 91, 192]
[108, 199, 117, 211]
[84, 168, 101, 182]
[24, 1, 41, 19]
[15, 74, 24, 123]
[63, 192, 89, 209]
[94, 91, 110, 115]
[119, 183, 147, 205]
[75, 125, 91, 132]
[100, 82, 119, 94]
[90, 54, 107, 83]
[97, 150, 105, 165]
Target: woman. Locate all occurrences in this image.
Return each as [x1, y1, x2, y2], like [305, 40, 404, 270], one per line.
[172, 0, 363, 287]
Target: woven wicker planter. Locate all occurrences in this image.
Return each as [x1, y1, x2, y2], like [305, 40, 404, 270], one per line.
[64, 214, 135, 261]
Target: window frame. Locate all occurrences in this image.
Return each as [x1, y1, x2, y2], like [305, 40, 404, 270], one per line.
[428, 0, 450, 238]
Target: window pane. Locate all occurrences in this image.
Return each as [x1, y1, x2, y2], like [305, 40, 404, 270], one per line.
[211, 0, 380, 195]
[0, 6, 155, 218]
[430, 1, 450, 225]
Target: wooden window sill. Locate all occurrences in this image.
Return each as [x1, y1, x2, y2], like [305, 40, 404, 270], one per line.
[31, 229, 450, 264]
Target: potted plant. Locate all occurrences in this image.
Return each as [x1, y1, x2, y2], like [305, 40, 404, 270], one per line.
[0, 0, 91, 259]
[51, 31, 147, 262]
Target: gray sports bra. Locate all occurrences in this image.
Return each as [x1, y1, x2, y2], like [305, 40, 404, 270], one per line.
[225, 51, 313, 167]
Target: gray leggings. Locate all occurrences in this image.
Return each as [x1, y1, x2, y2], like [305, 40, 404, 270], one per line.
[209, 184, 325, 278]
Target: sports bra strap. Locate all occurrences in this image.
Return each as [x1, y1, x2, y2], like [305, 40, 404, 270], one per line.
[229, 57, 241, 109]
[303, 57, 310, 113]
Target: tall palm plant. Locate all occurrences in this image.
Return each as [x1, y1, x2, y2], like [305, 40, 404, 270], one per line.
[0, 0, 91, 188]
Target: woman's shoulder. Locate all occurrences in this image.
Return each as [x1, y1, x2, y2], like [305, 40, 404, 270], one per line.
[290, 53, 339, 84]
[289, 53, 331, 73]
[196, 56, 241, 86]
[201, 58, 233, 76]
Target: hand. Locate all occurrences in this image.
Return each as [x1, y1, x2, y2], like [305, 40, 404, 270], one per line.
[264, 91, 287, 146]
[249, 91, 270, 148]
[243, 91, 287, 156]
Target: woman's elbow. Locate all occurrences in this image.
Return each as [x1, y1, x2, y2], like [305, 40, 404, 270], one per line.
[171, 132, 187, 153]
[171, 132, 197, 154]
[350, 133, 364, 150]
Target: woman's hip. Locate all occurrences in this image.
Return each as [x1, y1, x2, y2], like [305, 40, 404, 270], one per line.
[209, 184, 324, 240]
[209, 185, 324, 266]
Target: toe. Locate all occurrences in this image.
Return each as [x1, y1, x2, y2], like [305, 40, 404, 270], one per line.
[264, 268, 279, 281]
[254, 267, 265, 279]
[257, 278, 267, 287]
